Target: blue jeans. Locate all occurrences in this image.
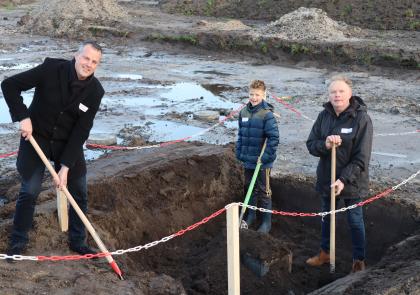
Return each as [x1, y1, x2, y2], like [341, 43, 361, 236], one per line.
[10, 162, 88, 248]
[320, 196, 365, 260]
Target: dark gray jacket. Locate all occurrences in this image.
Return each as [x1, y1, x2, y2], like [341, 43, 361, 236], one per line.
[306, 96, 373, 199]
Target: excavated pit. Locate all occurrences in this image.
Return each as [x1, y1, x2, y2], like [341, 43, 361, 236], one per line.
[0, 143, 418, 294]
[85, 143, 419, 294]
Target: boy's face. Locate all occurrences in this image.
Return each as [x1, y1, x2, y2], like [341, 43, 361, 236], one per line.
[249, 87, 265, 106]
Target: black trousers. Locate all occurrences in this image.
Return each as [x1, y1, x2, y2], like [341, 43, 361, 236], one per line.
[244, 168, 272, 209]
[10, 136, 88, 247]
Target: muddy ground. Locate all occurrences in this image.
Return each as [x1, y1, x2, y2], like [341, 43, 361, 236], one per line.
[160, 0, 419, 31]
[0, 0, 419, 294]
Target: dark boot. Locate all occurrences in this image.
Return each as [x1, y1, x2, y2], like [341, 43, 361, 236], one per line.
[241, 253, 269, 277]
[69, 243, 97, 257]
[243, 196, 257, 228]
[6, 242, 26, 264]
[257, 198, 272, 234]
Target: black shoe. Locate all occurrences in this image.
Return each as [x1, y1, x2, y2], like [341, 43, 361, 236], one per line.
[6, 245, 25, 264]
[69, 244, 97, 256]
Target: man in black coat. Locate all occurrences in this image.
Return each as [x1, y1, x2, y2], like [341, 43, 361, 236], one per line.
[1, 41, 104, 258]
[306, 75, 373, 273]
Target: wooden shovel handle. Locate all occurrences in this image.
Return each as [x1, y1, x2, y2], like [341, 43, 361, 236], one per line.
[28, 136, 114, 264]
[330, 143, 336, 273]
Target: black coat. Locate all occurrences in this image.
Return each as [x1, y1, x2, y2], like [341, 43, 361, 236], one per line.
[1, 58, 104, 179]
[306, 96, 373, 199]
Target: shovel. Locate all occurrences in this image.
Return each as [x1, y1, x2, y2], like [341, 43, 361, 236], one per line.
[330, 143, 336, 273]
[239, 139, 267, 229]
[28, 136, 124, 280]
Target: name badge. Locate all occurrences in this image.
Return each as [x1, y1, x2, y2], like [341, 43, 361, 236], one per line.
[242, 117, 249, 122]
[341, 128, 352, 134]
[79, 103, 89, 112]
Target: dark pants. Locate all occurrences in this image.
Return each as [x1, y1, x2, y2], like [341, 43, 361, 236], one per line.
[320, 196, 366, 260]
[10, 155, 88, 248]
[244, 168, 272, 211]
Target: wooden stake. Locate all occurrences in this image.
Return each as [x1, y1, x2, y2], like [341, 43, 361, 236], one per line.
[330, 143, 336, 273]
[227, 204, 240, 295]
[56, 189, 68, 232]
[28, 136, 123, 279]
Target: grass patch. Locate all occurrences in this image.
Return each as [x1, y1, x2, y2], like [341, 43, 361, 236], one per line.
[342, 4, 352, 16]
[260, 42, 268, 54]
[290, 44, 310, 55]
[204, 0, 215, 16]
[359, 53, 373, 65]
[408, 20, 420, 30]
[404, 9, 414, 18]
[1, 1, 15, 10]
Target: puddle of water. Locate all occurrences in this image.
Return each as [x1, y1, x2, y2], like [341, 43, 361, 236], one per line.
[114, 73, 143, 80]
[158, 82, 239, 111]
[219, 119, 238, 129]
[103, 95, 163, 108]
[0, 196, 8, 207]
[84, 148, 105, 161]
[194, 70, 232, 77]
[102, 82, 241, 117]
[147, 120, 205, 142]
[0, 92, 34, 124]
[0, 63, 37, 71]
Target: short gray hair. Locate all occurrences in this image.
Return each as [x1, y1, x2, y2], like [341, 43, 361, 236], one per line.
[329, 75, 352, 88]
[78, 41, 103, 54]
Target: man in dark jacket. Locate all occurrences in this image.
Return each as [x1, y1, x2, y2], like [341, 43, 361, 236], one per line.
[236, 80, 279, 233]
[1, 41, 104, 258]
[306, 75, 373, 273]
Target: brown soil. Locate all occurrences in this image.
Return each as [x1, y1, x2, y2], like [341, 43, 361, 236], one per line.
[6, 0, 418, 68]
[128, 2, 419, 69]
[160, 0, 420, 31]
[1, 143, 419, 294]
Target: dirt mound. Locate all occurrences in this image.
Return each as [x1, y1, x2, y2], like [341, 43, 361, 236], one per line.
[20, 0, 129, 38]
[310, 233, 420, 295]
[259, 7, 358, 41]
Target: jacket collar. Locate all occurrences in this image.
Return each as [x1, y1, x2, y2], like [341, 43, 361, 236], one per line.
[246, 100, 274, 113]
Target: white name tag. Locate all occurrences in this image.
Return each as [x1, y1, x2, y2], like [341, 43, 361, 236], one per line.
[341, 128, 352, 134]
[242, 117, 249, 122]
[79, 103, 89, 112]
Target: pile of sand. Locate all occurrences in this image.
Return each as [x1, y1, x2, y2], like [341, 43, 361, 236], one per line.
[259, 7, 358, 41]
[20, 0, 129, 38]
[195, 19, 250, 31]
